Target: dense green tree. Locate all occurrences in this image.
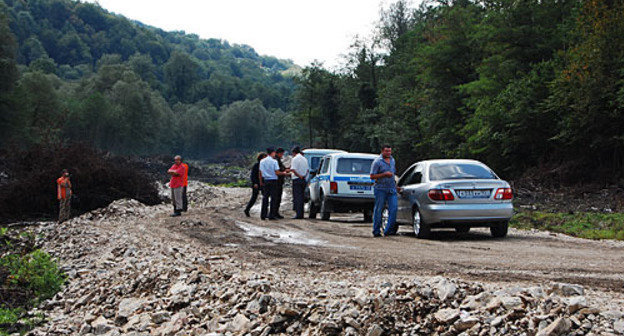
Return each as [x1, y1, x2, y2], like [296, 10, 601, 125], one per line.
[164, 51, 200, 103]
[219, 99, 268, 149]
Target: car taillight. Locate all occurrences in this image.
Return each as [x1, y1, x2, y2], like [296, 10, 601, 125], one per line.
[330, 182, 338, 194]
[428, 189, 454, 201]
[494, 188, 513, 200]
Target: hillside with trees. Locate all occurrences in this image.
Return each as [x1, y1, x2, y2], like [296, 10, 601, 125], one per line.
[295, 0, 624, 183]
[0, 0, 299, 156]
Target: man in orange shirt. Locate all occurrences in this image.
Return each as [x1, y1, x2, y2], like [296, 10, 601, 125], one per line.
[57, 169, 72, 223]
[181, 159, 189, 212]
[168, 155, 186, 217]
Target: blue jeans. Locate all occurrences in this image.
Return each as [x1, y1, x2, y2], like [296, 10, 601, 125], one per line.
[373, 188, 398, 235]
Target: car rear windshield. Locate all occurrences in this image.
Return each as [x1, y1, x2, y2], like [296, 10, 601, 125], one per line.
[429, 163, 496, 181]
[336, 158, 374, 175]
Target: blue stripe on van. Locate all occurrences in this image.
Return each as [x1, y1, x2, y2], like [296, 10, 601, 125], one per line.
[334, 176, 373, 182]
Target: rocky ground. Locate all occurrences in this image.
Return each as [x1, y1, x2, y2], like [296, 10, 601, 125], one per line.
[22, 182, 624, 335]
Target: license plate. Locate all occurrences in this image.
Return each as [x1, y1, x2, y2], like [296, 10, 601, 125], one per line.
[350, 185, 371, 190]
[457, 189, 491, 199]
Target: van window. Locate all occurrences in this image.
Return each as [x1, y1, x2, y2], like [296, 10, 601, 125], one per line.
[321, 158, 331, 174]
[310, 157, 321, 171]
[337, 158, 374, 175]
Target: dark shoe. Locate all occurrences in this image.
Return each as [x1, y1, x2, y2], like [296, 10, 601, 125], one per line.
[373, 233, 382, 237]
[276, 214, 284, 219]
[267, 217, 277, 221]
[292, 216, 303, 219]
[244, 209, 250, 217]
[261, 217, 266, 220]
[384, 232, 397, 237]
[170, 212, 181, 217]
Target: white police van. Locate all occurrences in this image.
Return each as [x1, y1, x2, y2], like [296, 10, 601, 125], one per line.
[308, 152, 377, 221]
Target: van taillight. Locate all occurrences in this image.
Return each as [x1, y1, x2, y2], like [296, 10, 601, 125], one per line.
[494, 188, 513, 200]
[428, 189, 454, 201]
[330, 182, 338, 194]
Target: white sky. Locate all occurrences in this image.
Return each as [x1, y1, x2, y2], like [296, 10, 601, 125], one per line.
[85, 0, 392, 68]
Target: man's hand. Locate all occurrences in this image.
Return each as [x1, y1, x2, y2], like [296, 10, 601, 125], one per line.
[384, 171, 394, 178]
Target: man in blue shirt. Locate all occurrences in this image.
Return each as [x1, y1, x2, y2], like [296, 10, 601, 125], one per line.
[370, 145, 399, 237]
[259, 148, 290, 220]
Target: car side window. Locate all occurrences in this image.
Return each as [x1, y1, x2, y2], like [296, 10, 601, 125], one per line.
[321, 158, 331, 174]
[401, 165, 423, 185]
[398, 166, 415, 186]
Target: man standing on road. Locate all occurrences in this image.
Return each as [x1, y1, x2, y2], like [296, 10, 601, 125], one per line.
[290, 146, 309, 219]
[181, 159, 189, 212]
[274, 148, 287, 219]
[57, 169, 72, 223]
[370, 145, 399, 237]
[168, 155, 186, 217]
[244, 152, 267, 217]
[259, 148, 289, 220]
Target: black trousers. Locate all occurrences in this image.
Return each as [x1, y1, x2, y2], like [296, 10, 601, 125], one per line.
[292, 178, 306, 219]
[275, 181, 284, 215]
[182, 186, 188, 212]
[261, 180, 279, 219]
[245, 186, 260, 212]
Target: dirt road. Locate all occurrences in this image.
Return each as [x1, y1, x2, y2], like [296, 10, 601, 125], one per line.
[172, 187, 624, 293]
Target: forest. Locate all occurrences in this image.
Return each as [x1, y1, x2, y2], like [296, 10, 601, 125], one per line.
[1, 0, 624, 184]
[296, 0, 624, 183]
[0, 0, 298, 157]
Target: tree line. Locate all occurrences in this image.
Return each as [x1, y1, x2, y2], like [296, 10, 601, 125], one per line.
[0, 0, 299, 156]
[295, 0, 624, 182]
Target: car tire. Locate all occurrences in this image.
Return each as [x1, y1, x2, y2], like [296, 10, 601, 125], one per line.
[412, 207, 431, 239]
[308, 199, 318, 219]
[455, 226, 470, 234]
[320, 193, 331, 221]
[490, 221, 508, 238]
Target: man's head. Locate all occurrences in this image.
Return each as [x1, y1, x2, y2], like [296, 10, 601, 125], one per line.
[61, 169, 69, 177]
[291, 146, 301, 156]
[174, 155, 182, 164]
[276, 148, 285, 158]
[257, 152, 268, 162]
[266, 147, 276, 158]
[381, 145, 392, 159]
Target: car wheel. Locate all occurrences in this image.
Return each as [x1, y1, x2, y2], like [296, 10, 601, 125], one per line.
[308, 199, 318, 219]
[320, 193, 331, 221]
[413, 208, 431, 239]
[455, 226, 470, 234]
[490, 221, 508, 238]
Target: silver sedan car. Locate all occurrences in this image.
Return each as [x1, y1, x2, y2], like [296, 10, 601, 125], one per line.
[395, 159, 513, 238]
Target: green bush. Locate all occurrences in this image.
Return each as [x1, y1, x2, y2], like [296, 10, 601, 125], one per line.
[0, 250, 65, 302]
[511, 210, 624, 240]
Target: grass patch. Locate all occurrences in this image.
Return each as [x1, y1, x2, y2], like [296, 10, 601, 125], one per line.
[511, 210, 624, 240]
[0, 228, 65, 335]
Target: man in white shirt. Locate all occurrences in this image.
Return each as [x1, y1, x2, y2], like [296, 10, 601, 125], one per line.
[259, 148, 290, 220]
[290, 146, 309, 219]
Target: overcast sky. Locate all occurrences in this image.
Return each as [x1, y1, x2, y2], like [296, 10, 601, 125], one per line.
[85, 0, 393, 68]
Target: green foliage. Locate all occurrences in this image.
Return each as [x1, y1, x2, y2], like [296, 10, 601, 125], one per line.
[0, 249, 65, 302]
[511, 210, 624, 240]
[1, 0, 298, 156]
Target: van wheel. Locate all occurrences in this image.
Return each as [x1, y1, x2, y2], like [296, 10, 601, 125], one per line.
[413, 208, 431, 239]
[308, 199, 318, 219]
[490, 221, 508, 238]
[320, 193, 331, 221]
[455, 226, 470, 234]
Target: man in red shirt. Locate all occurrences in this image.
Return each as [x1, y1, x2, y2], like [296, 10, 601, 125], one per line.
[181, 160, 189, 212]
[168, 155, 187, 217]
[57, 169, 72, 223]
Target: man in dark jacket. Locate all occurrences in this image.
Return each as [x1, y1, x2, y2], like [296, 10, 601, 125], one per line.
[244, 153, 267, 217]
[274, 148, 286, 219]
